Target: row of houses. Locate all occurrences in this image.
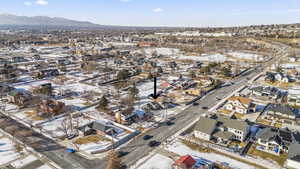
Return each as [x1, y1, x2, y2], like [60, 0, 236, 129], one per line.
[192, 114, 300, 168]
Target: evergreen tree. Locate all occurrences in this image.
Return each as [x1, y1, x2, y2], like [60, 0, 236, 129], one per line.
[98, 96, 108, 110]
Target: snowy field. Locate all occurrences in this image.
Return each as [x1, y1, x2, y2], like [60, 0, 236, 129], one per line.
[10, 154, 38, 168]
[0, 137, 21, 165]
[173, 54, 229, 62]
[139, 153, 174, 169]
[13, 79, 55, 91]
[0, 136, 55, 169]
[228, 52, 264, 61]
[144, 48, 180, 56]
[36, 164, 53, 169]
[57, 82, 104, 94]
[76, 141, 111, 154]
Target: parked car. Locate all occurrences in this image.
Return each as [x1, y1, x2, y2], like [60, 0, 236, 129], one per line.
[202, 106, 208, 110]
[165, 120, 174, 126]
[67, 134, 78, 140]
[65, 148, 76, 153]
[143, 135, 153, 140]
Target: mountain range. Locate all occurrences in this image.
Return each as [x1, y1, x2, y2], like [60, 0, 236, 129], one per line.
[0, 13, 101, 28]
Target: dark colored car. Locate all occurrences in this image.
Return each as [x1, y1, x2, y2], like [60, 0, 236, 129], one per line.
[148, 140, 160, 147]
[192, 102, 199, 106]
[65, 148, 76, 153]
[117, 151, 129, 158]
[166, 120, 174, 126]
[202, 106, 208, 110]
[67, 134, 78, 140]
[143, 135, 153, 140]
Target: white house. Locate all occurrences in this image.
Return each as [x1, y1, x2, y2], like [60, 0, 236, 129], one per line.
[288, 88, 300, 106]
[224, 96, 255, 114]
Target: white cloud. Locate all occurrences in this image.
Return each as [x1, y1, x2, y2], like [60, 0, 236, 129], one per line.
[153, 8, 164, 13]
[288, 9, 300, 13]
[120, 0, 132, 2]
[36, 0, 48, 6]
[24, 1, 32, 6]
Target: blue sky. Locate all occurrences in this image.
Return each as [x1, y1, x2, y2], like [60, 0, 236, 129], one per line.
[1, 0, 300, 27]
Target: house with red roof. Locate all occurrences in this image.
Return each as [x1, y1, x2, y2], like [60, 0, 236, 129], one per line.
[173, 155, 196, 169]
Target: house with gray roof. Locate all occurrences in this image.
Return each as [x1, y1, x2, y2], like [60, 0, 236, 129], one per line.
[288, 88, 300, 107]
[78, 120, 123, 137]
[264, 104, 299, 125]
[286, 143, 300, 169]
[256, 127, 295, 155]
[250, 86, 281, 100]
[216, 116, 250, 142]
[193, 117, 217, 141]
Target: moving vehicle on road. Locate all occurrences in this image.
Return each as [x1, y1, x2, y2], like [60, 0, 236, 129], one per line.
[148, 140, 160, 147]
[192, 102, 199, 106]
[117, 151, 129, 158]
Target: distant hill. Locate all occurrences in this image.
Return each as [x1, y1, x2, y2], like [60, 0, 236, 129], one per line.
[0, 13, 101, 28]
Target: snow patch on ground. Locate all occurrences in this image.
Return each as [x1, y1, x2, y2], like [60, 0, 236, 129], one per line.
[174, 54, 228, 62]
[138, 153, 174, 169]
[0, 137, 21, 165]
[228, 52, 264, 61]
[10, 154, 38, 168]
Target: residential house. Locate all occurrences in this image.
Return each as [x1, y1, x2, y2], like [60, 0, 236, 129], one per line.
[250, 86, 281, 101]
[173, 155, 196, 169]
[224, 96, 256, 114]
[37, 99, 67, 117]
[265, 72, 292, 83]
[264, 104, 298, 124]
[8, 89, 33, 107]
[35, 69, 59, 79]
[185, 89, 205, 96]
[0, 83, 15, 96]
[115, 109, 152, 125]
[196, 77, 213, 87]
[193, 117, 217, 141]
[142, 101, 163, 111]
[286, 143, 300, 169]
[256, 128, 295, 155]
[216, 116, 250, 142]
[11, 56, 28, 63]
[288, 56, 298, 63]
[57, 59, 71, 66]
[78, 120, 123, 137]
[137, 42, 156, 47]
[288, 88, 300, 106]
